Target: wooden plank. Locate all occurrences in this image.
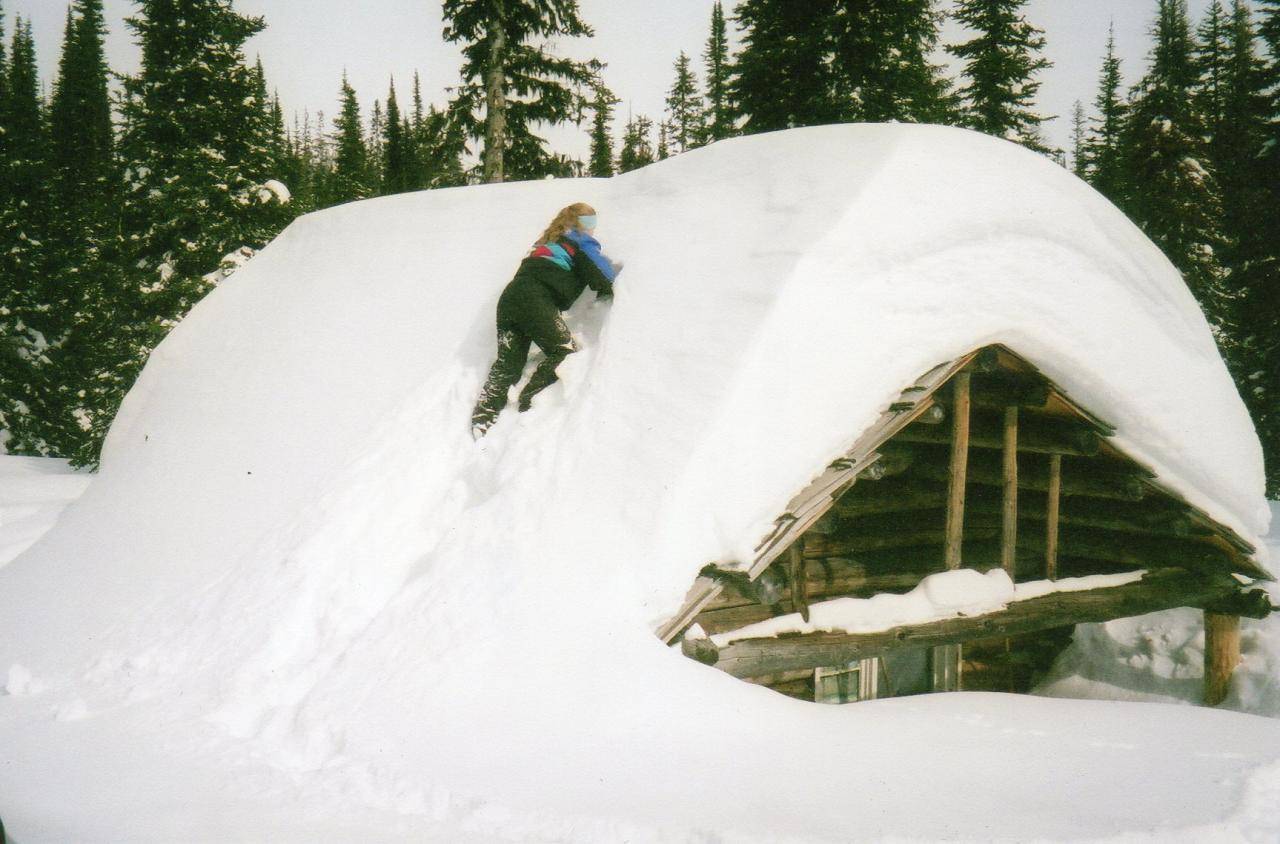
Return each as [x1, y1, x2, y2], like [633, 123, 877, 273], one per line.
[690, 569, 1246, 679]
[1002, 406, 1019, 577]
[909, 447, 1146, 501]
[1204, 611, 1241, 706]
[789, 542, 810, 622]
[1046, 454, 1061, 580]
[945, 371, 972, 569]
[895, 410, 1101, 457]
[655, 576, 724, 643]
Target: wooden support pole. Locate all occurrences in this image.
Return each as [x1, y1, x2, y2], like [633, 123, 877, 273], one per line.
[945, 372, 971, 570]
[1002, 407, 1018, 577]
[1204, 611, 1241, 706]
[789, 541, 810, 622]
[1046, 454, 1061, 580]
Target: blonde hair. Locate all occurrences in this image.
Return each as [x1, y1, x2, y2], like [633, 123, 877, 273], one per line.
[536, 202, 596, 245]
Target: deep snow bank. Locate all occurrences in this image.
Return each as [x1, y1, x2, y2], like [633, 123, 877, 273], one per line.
[1, 124, 1274, 840]
[0, 455, 91, 569]
[1037, 501, 1280, 716]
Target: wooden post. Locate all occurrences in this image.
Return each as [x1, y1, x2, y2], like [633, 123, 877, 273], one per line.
[1204, 611, 1241, 706]
[945, 372, 972, 570]
[1001, 406, 1018, 577]
[789, 542, 810, 622]
[1045, 453, 1061, 580]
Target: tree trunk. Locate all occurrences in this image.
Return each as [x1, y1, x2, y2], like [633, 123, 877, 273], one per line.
[483, 3, 507, 184]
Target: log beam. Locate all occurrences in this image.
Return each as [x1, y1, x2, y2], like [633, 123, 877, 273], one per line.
[896, 411, 1101, 457]
[945, 372, 971, 569]
[688, 569, 1247, 680]
[803, 526, 999, 558]
[910, 448, 1146, 501]
[935, 372, 1051, 410]
[1002, 407, 1018, 577]
[1204, 611, 1241, 706]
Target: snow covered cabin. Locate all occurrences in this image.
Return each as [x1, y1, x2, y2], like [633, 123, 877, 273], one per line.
[665, 343, 1272, 705]
[3, 125, 1276, 837]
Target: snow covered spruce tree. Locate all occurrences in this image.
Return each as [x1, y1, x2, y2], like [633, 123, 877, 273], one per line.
[407, 71, 467, 191]
[36, 0, 121, 459]
[442, 0, 597, 183]
[325, 74, 371, 206]
[0, 14, 55, 454]
[832, 0, 957, 123]
[100, 0, 290, 464]
[381, 79, 413, 194]
[701, 1, 733, 143]
[1082, 24, 1129, 205]
[1070, 100, 1088, 177]
[732, 0, 956, 133]
[665, 51, 704, 154]
[1221, 0, 1280, 495]
[1123, 0, 1229, 336]
[1194, 0, 1231, 131]
[587, 79, 617, 177]
[617, 114, 654, 173]
[731, 0, 843, 133]
[947, 0, 1053, 152]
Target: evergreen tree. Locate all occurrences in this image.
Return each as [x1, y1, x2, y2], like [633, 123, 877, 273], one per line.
[1218, 0, 1279, 495]
[1083, 24, 1129, 204]
[0, 16, 54, 454]
[833, 0, 957, 123]
[701, 1, 732, 142]
[1070, 100, 1088, 177]
[367, 98, 384, 183]
[665, 51, 703, 153]
[617, 113, 654, 173]
[947, 0, 1053, 151]
[1124, 0, 1229, 333]
[587, 79, 616, 177]
[38, 0, 119, 457]
[442, 0, 598, 183]
[382, 78, 413, 194]
[657, 120, 671, 160]
[328, 73, 369, 205]
[420, 103, 469, 188]
[1194, 0, 1231, 132]
[730, 0, 842, 133]
[103, 0, 290, 465]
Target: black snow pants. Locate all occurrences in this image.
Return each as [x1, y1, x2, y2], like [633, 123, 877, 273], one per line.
[471, 282, 577, 431]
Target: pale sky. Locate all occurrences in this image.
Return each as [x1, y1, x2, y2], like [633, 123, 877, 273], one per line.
[21, 0, 1219, 158]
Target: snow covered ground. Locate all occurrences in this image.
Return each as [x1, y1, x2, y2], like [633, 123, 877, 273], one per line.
[1035, 501, 1280, 717]
[0, 455, 91, 569]
[0, 124, 1276, 841]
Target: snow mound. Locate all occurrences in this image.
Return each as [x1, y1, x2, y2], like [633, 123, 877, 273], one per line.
[0, 454, 91, 569]
[0, 124, 1274, 840]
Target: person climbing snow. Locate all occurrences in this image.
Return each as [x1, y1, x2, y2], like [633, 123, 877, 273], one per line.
[470, 202, 620, 439]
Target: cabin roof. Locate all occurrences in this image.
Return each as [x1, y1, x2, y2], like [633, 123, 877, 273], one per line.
[659, 344, 1268, 643]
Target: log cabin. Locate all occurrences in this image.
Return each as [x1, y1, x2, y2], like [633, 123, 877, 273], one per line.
[661, 344, 1272, 707]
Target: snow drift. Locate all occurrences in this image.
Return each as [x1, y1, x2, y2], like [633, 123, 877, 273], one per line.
[1, 124, 1275, 841]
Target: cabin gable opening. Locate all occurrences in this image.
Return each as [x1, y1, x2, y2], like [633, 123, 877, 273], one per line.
[665, 345, 1273, 706]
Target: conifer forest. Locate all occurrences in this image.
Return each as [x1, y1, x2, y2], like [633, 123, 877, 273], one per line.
[0, 0, 1277, 496]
